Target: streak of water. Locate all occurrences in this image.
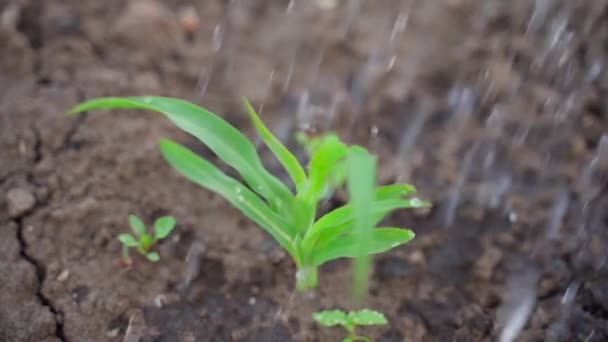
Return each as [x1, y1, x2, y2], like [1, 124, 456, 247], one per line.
[443, 144, 478, 227]
[579, 134, 608, 204]
[526, 0, 554, 35]
[546, 188, 569, 239]
[340, 0, 363, 37]
[296, 88, 339, 133]
[395, 102, 431, 182]
[398, 103, 431, 160]
[389, 1, 411, 44]
[547, 279, 581, 341]
[123, 314, 143, 342]
[448, 85, 476, 133]
[477, 174, 512, 210]
[348, 51, 391, 111]
[497, 267, 539, 342]
[561, 280, 580, 305]
[195, 6, 228, 97]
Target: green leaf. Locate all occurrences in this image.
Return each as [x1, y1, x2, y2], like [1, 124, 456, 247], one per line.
[313, 310, 348, 327]
[302, 198, 425, 252]
[159, 139, 296, 256]
[242, 98, 307, 192]
[146, 252, 160, 262]
[346, 146, 376, 300]
[68, 97, 293, 211]
[128, 215, 146, 236]
[118, 234, 139, 247]
[313, 196, 428, 235]
[154, 216, 176, 240]
[376, 184, 417, 200]
[347, 309, 388, 326]
[303, 135, 348, 203]
[311, 228, 415, 266]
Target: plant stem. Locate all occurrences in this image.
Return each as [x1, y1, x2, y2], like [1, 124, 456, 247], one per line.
[295, 265, 318, 291]
[122, 245, 131, 263]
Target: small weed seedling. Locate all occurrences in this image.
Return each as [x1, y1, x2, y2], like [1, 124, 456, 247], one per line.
[69, 97, 429, 290]
[314, 309, 387, 342]
[119, 214, 176, 265]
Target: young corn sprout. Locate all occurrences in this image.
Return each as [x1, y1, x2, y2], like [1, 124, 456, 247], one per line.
[69, 97, 429, 290]
[118, 214, 176, 266]
[314, 309, 388, 342]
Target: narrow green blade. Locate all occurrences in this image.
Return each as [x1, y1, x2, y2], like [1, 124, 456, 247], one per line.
[69, 97, 292, 210]
[311, 228, 415, 266]
[159, 139, 296, 256]
[242, 98, 307, 192]
[346, 146, 375, 300]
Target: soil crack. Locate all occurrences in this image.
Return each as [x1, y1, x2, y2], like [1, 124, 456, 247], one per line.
[8, 127, 66, 341]
[14, 214, 66, 341]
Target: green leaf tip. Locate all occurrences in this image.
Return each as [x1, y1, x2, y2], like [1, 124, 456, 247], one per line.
[146, 252, 160, 262]
[154, 216, 176, 239]
[118, 234, 139, 247]
[128, 215, 146, 236]
[348, 309, 388, 326]
[242, 97, 307, 192]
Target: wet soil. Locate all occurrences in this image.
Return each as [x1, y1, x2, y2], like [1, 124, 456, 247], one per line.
[1, 0, 608, 341]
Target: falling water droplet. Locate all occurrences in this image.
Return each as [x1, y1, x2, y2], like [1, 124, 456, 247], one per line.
[370, 125, 379, 137]
[443, 144, 478, 227]
[508, 211, 518, 223]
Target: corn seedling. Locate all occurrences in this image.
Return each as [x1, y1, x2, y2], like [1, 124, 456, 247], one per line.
[314, 309, 387, 342]
[69, 96, 429, 290]
[119, 214, 176, 265]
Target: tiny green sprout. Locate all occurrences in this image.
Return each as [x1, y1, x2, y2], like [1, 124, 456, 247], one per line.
[118, 214, 176, 265]
[314, 309, 388, 342]
[69, 96, 430, 290]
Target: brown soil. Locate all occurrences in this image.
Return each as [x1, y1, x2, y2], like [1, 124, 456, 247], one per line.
[1, 0, 608, 341]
